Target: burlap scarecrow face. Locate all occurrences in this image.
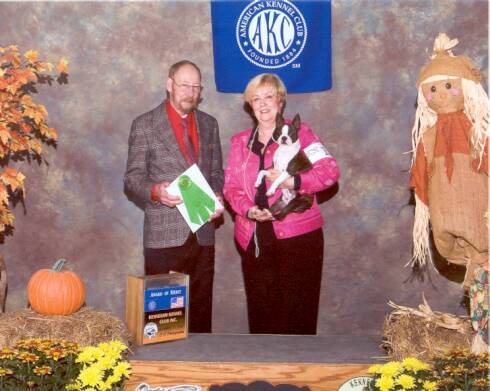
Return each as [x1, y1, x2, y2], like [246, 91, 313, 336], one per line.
[421, 78, 464, 114]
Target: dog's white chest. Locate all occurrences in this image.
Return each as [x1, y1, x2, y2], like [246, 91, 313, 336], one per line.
[273, 142, 300, 171]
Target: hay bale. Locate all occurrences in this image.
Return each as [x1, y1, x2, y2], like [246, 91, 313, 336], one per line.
[0, 307, 133, 349]
[382, 299, 472, 361]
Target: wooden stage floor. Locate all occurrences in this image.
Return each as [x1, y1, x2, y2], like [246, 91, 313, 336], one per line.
[125, 333, 385, 390]
[126, 361, 372, 390]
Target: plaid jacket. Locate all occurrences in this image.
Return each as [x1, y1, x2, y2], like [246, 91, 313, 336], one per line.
[124, 101, 224, 248]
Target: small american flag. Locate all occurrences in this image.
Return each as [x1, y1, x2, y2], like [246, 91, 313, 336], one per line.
[171, 296, 184, 308]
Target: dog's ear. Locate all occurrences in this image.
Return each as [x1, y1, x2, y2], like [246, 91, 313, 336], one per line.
[275, 112, 284, 127]
[292, 114, 301, 130]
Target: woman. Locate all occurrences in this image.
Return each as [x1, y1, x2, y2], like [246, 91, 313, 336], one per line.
[224, 74, 340, 334]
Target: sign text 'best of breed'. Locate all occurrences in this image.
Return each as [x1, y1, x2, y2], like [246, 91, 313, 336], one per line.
[211, 0, 332, 93]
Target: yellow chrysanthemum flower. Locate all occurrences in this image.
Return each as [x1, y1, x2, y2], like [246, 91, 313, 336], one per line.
[422, 380, 438, 391]
[379, 361, 402, 377]
[97, 381, 111, 391]
[396, 374, 415, 389]
[77, 346, 102, 364]
[401, 357, 430, 372]
[368, 364, 383, 374]
[114, 361, 132, 378]
[109, 340, 128, 353]
[93, 355, 117, 371]
[375, 375, 395, 391]
[78, 366, 103, 387]
[98, 342, 110, 352]
[106, 374, 119, 385]
[103, 350, 120, 365]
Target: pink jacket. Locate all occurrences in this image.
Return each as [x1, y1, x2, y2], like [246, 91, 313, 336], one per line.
[224, 122, 340, 250]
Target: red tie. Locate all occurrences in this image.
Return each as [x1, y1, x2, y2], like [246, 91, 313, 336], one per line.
[181, 118, 196, 164]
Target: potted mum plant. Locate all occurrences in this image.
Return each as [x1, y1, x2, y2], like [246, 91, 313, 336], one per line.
[0, 338, 131, 390]
[364, 350, 489, 391]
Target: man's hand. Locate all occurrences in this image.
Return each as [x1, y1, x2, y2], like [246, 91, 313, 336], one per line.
[209, 193, 225, 221]
[156, 182, 182, 207]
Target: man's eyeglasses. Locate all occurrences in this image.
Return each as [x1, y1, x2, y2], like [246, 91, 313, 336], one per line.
[171, 78, 203, 94]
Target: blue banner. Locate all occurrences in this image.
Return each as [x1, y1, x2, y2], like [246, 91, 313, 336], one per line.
[211, 0, 332, 93]
[144, 285, 187, 312]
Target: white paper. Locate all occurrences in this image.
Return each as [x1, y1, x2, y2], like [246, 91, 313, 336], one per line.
[167, 164, 223, 233]
[304, 142, 331, 164]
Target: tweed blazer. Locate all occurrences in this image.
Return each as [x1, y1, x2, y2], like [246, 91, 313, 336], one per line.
[124, 101, 224, 249]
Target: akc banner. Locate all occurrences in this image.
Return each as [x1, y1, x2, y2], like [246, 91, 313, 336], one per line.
[211, 0, 332, 93]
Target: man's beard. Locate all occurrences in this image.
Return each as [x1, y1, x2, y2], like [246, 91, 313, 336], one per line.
[179, 98, 198, 114]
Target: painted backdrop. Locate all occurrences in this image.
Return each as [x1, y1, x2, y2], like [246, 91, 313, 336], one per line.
[1, 1, 488, 335]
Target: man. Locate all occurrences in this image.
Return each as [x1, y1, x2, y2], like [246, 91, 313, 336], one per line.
[124, 60, 224, 333]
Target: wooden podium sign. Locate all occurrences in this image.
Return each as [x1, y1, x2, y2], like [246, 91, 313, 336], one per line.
[126, 273, 189, 345]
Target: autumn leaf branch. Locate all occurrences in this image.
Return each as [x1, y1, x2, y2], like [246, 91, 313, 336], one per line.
[0, 45, 68, 239]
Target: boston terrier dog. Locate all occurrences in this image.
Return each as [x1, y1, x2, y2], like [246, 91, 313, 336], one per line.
[254, 113, 313, 221]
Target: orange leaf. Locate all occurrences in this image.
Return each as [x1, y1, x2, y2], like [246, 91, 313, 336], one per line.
[3, 167, 17, 176]
[12, 69, 36, 84]
[57, 58, 69, 74]
[24, 50, 38, 63]
[0, 206, 15, 232]
[0, 52, 20, 66]
[0, 168, 25, 192]
[47, 127, 58, 140]
[20, 94, 33, 106]
[29, 138, 42, 154]
[0, 129, 11, 145]
[21, 123, 32, 133]
[0, 183, 8, 206]
[5, 83, 18, 95]
[39, 123, 57, 140]
[23, 105, 46, 125]
[36, 62, 53, 72]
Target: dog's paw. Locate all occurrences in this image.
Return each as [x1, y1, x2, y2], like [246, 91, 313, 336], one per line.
[266, 188, 276, 197]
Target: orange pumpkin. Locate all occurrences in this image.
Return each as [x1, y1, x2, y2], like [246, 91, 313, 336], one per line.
[27, 259, 86, 315]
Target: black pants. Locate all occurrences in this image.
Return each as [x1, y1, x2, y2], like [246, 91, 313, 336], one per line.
[241, 229, 324, 335]
[144, 234, 214, 333]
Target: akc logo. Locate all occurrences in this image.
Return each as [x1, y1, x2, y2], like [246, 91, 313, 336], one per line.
[337, 376, 372, 391]
[236, 0, 307, 69]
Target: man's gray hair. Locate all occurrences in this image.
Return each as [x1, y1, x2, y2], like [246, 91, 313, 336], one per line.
[168, 60, 201, 80]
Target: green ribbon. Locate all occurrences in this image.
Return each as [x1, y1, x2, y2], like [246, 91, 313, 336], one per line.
[178, 175, 215, 225]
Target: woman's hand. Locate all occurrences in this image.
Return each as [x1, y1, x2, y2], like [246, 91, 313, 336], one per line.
[265, 168, 295, 189]
[247, 206, 274, 221]
[209, 193, 225, 221]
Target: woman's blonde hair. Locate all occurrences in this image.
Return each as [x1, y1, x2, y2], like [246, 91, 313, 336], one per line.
[243, 73, 287, 106]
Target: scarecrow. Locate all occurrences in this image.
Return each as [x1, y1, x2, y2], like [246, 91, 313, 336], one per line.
[409, 33, 489, 353]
